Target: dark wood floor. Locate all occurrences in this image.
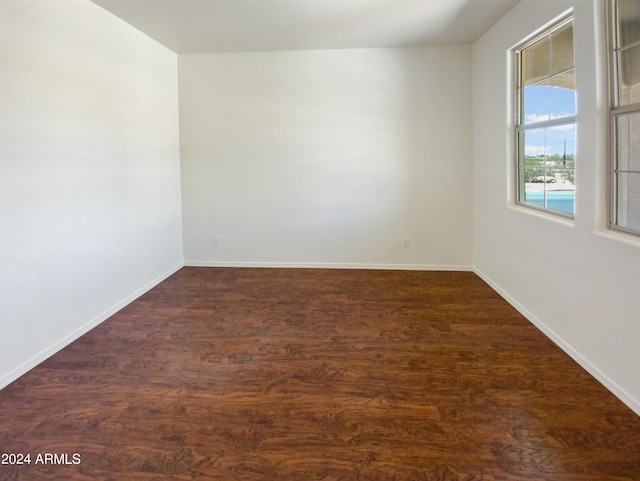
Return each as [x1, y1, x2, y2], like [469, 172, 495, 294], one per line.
[1, 268, 639, 481]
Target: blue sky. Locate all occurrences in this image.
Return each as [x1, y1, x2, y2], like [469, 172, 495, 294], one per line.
[523, 85, 576, 157]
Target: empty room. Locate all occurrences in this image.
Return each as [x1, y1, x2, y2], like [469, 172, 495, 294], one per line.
[1, 0, 640, 479]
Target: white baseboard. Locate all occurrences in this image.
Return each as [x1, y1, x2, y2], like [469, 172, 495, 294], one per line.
[0, 262, 184, 390]
[473, 266, 640, 417]
[184, 260, 474, 271]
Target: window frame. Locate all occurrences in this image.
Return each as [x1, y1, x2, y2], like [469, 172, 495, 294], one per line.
[513, 14, 576, 219]
[607, 0, 640, 237]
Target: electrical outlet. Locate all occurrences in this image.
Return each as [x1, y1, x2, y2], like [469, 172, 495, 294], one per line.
[402, 238, 410, 248]
[212, 235, 221, 246]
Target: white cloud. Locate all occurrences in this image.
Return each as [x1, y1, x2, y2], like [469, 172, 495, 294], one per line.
[525, 113, 575, 127]
[549, 123, 575, 132]
[525, 114, 549, 124]
[525, 145, 550, 156]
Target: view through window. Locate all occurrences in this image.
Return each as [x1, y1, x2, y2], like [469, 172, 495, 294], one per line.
[515, 16, 576, 216]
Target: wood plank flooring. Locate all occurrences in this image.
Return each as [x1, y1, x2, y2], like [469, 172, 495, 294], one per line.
[0, 267, 639, 481]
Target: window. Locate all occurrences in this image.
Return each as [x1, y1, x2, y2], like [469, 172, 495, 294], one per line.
[515, 16, 576, 217]
[609, 0, 640, 235]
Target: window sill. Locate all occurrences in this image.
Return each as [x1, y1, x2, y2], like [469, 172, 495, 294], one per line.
[594, 228, 640, 248]
[509, 203, 576, 227]
[509, 204, 575, 227]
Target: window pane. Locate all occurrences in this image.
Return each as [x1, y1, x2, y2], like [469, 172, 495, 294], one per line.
[520, 125, 575, 170]
[618, 44, 640, 104]
[551, 69, 575, 90]
[521, 174, 574, 215]
[522, 37, 549, 86]
[551, 70, 576, 118]
[520, 128, 546, 166]
[617, 0, 640, 48]
[521, 22, 575, 124]
[518, 124, 575, 215]
[547, 124, 575, 215]
[522, 174, 545, 207]
[616, 113, 640, 172]
[523, 82, 550, 124]
[551, 22, 574, 75]
[546, 190, 575, 215]
[616, 173, 640, 230]
[546, 124, 576, 168]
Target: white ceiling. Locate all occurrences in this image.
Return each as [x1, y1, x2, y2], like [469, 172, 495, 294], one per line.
[89, 0, 521, 54]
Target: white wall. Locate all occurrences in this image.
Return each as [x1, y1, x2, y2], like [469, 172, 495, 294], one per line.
[473, 0, 640, 414]
[179, 47, 473, 269]
[0, 0, 183, 388]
